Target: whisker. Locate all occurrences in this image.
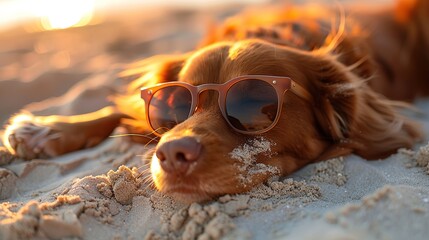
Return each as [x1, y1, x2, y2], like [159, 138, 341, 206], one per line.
[109, 133, 160, 143]
[143, 178, 154, 186]
[141, 180, 155, 193]
[141, 158, 153, 165]
[138, 176, 154, 187]
[151, 126, 172, 135]
[142, 181, 155, 193]
[113, 127, 170, 150]
[140, 175, 154, 183]
[137, 161, 151, 166]
[142, 138, 159, 149]
[138, 149, 156, 163]
[136, 165, 151, 172]
[137, 168, 152, 177]
[138, 174, 151, 180]
[135, 162, 152, 171]
[137, 163, 150, 171]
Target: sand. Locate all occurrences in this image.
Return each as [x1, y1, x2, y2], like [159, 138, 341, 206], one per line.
[1, 2, 429, 240]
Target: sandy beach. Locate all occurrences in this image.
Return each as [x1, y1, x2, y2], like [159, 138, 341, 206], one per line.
[1, 2, 429, 240]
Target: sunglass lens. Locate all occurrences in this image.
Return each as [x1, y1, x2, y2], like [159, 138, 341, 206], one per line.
[148, 86, 192, 134]
[226, 79, 278, 132]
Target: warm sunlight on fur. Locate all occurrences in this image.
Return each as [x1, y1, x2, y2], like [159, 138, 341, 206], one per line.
[2, 113, 34, 155]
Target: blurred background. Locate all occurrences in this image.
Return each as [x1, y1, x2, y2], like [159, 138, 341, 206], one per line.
[0, 0, 386, 126]
[0, 0, 275, 125]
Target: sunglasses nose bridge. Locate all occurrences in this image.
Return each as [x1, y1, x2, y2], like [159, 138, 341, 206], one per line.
[196, 84, 222, 93]
[194, 84, 223, 109]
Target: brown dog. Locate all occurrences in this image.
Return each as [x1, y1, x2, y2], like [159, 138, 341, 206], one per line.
[3, 0, 429, 202]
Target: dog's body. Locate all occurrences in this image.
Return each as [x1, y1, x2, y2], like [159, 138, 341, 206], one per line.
[3, 0, 429, 202]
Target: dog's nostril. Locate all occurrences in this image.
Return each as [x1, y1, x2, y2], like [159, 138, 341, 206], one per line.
[175, 152, 187, 162]
[156, 150, 166, 161]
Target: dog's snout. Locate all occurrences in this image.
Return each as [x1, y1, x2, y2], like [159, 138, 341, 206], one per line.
[155, 136, 202, 174]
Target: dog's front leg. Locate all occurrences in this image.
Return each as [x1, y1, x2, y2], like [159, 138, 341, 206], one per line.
[2, 106, 127, 160]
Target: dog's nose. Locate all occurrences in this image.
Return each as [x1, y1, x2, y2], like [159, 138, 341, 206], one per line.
[155, 136, 202, 174]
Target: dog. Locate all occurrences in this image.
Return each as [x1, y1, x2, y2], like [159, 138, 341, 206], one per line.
[3, 0, 429, 202]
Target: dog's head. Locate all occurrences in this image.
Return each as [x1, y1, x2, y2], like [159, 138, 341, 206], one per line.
[122, 39, 421, 203]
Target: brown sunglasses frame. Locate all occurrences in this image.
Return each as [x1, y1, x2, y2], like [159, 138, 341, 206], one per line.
[141, 75, 312, 136]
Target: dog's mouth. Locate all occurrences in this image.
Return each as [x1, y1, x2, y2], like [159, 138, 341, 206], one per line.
[161, 184, 212, 203]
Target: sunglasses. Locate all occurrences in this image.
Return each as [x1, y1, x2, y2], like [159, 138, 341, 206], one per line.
[140, 75, 312, 136]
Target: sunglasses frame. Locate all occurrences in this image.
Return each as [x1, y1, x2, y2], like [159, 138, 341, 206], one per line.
[141, 75, 312, 136]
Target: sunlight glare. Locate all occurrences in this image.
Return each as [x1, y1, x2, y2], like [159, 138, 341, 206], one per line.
[151, 153, 163, 189]
[32, 0, 94, 30]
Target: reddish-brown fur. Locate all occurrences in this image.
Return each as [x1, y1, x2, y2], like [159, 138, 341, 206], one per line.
[3, 0, 429, 202]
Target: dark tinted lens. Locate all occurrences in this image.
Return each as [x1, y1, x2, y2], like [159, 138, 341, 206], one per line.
[148, 86, 192, 134]
[226, 79, 278, 132]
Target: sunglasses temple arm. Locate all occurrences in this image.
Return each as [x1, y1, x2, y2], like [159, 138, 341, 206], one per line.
[290, 81, 312, 102]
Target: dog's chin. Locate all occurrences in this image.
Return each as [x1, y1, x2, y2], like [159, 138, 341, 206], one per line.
[153, 176, 214, 203]
[164, 186, 213, 204]
[150, 156, 215, 203]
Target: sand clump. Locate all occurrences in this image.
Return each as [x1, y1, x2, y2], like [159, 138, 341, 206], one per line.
[310, 157, 347, 186]
[400, 142, 429, 173]
[229, 137, 280, 187]
[81, 198, 117, 224]
[0, 147, 17, 166]
[415, 143, 429, 174]
[0, 168, 17, 200]
[97, 165, 141, 205]
[0, 195, 84, 240]
[66, 174, 129, 224]
[146, 177, 321, 240]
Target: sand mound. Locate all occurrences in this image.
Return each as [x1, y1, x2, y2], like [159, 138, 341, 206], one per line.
[99, 166, 140, 205]
[310, 157, 347, 186]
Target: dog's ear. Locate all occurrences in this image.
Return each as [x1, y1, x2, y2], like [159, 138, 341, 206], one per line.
[155, 55, 187, 83]
[306, 54, 422, 160]
[114, 54, 188, 139]
[307, 56, 359, 142]
[348, 88, 422, 159]
[120, 54, 189, 90]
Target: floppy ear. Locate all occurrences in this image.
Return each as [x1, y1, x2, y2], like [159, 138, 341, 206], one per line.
[308, 55, 422, 160]
[114, 54, 188, 141]
[119, 54, 189, 90]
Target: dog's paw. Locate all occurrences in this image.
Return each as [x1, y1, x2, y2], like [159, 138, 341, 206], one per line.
[2, 113, 62, 160]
